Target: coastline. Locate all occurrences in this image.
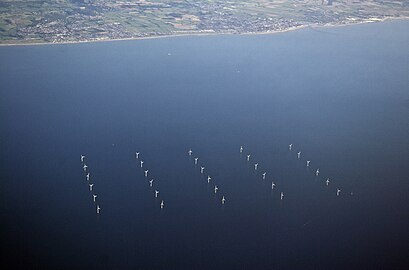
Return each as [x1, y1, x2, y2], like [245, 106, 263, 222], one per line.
[0, 16, 407, 47]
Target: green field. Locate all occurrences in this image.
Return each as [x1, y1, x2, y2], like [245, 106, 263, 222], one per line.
[1, 0, 408, 44]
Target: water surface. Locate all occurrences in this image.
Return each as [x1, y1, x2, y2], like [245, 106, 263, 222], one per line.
[1, 20, 409, 269]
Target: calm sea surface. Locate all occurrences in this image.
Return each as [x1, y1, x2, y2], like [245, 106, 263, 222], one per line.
[1, 20, 409, 269]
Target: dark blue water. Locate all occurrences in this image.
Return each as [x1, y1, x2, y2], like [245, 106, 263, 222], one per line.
[1, 20, 409, 269]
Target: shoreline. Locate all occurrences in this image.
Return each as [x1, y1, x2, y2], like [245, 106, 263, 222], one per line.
[0, 16, 407, 47]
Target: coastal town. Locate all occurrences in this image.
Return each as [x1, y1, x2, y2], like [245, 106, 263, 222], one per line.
[1, 0, 408, 44]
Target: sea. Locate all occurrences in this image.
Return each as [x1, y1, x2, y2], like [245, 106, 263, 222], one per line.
[1, 20, 408, 269]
